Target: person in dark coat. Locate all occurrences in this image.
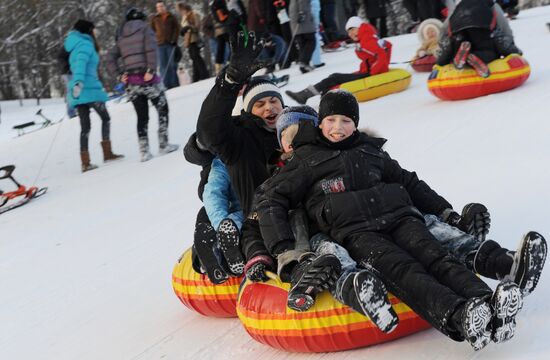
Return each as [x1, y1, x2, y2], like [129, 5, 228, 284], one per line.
[150, 1, 181, 89]
[436, 0, 522, 77]
[289, 0, 318, 72]
[177, 2, 210, 82]
[363, 0, 388, 38]
[256, 90, 525, 351]
[210, 0, 247, 73]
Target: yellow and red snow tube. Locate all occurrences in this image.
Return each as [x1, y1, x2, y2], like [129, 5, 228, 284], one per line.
[411, 55, 436, 72]
[237, 273, 430, 353]
[338, 68, 412, 102]
[172, 248, 243, 318]
[428, 54, 530, 100]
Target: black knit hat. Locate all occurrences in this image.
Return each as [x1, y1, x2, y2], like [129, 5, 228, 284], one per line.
[126, 7, 146, 21]
[73, 19, 95, 35]
[318, 90, 360, 127]
[242, 77, 284, 113]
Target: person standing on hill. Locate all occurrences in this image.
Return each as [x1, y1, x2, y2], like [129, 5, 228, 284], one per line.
[64, 19, 124, 172]
[177, 2, 210, 82]
[150, 1, 181, 89]
[107, 8, 179, 162]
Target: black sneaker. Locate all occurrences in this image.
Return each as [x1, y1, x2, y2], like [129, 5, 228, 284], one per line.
[287, 254, 341, 312]
[460, 203, 491, 242]
[491, 281, 523, 343]
[505, 231, 547, 297]
[217, 218, 245, 276]
[194, 222, 229, 284]
[461, 297, 493, 351]
[351, 270, 399, 333]
[453, 41, 471, 70]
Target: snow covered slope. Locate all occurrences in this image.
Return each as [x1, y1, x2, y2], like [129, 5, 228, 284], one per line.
[1, 6, 550, 360]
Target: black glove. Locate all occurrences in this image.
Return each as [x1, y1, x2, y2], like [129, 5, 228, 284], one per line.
[225, 31, 266, 84]
[244, 255, 274, 282]
[297, 11, 306, 23]
[441, 203, 491, 242]
[180, 26, 191, 36]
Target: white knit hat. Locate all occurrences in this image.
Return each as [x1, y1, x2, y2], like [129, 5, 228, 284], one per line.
[345, 16, 364, 31]
[242, 77, 283, 113]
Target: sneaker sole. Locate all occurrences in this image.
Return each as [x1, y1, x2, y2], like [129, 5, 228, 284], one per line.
[353, 271, 399, 333]
[515, 232, 547, 297]
[463, 298, 492, 351]
[217, 221, 245, 276]
[492, 281, 523, 343]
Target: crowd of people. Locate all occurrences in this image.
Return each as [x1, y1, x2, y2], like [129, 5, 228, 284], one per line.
[177, 0, 545, 354]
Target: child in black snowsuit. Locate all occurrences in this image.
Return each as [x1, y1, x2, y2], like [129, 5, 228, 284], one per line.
[256, 90, 524, 351]
[436, 0, 521, 77]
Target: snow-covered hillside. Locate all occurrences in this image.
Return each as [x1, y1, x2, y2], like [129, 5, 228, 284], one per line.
[2, 6, 550, 360]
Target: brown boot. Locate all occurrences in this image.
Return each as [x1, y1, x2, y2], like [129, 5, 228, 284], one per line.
[80, 151, 98, 173]
[100, 140, 124, 162]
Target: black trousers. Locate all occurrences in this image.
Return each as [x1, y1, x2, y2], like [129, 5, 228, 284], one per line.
[215, 33, 230, 65]
[314, 72, 370, 94]
[129, 85, 169, 142]
[295, 33, 316, 65]
[368, 16, 387, 38]
[188, 43, 210, 82]
[344, 217, 493, 339]
[76, 102, 110, 152]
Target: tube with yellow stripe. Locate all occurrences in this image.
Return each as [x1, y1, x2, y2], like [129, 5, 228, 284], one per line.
[237, 272, 430, 352]
[428, 54, 530, 100]
[337, 68, 412, 102]
[172, 248, 243, 318]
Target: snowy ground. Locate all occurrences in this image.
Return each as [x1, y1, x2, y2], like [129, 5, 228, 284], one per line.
[2, 6, 550, 360]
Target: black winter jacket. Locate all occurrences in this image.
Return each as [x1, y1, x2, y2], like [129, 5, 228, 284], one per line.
[257, 122, 452, 255]
[196, 76, 280, 216]
[183, 133, 215, 201]
[364, 0, 387, 18]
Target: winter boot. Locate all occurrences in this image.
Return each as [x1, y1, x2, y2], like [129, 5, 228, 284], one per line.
[194, 221, 229, 285]
[455, 297, 493, 351]
[453, 41, 471, 69]
[287, 253, 342, 312]
[285, 86, 319, 105]
[100, 140, 124, 162]
[299, 63, 315, 74]
[340, 270, 399, 333]
[459, 203, 491, 241]
[504, 231, 547, 297]
[491, 281, 523, 343]
[470, 240, 513, 280]
[216, 218, 245, 276]
[467, 53, 490, 78]
[158, 131, 179, 155]
[80, 151, 98, 173]
[138, 137, 153, 162]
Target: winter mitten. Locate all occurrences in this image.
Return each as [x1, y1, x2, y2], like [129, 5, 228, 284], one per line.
[72, 82, 83, 98]
[225, 31, 266, 84]
[217, 218, 245, 276]
[244, 255, 275, 282]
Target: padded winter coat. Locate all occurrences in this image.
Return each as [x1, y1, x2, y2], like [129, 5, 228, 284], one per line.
[247, 0, 278, 35]
[64, 31, 108, 107]
[203, 158, 244, 231]
[196, 77, 280, 217]
[355, 23, 392, 75]
[256, 122, 451, 254]
[289, 0, 317, 34]
[150, 12, 180, 45]
[364, 0, 387, 18]
[183, 133, 215, 201]
[181, 10, 202, 48]
[106, 20, 157, 75]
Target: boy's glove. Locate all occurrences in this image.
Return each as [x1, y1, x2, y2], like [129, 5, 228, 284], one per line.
[441, 203, 491, 241]
[225, 31, 266, 84]
[72, 82, 83, 98]
[244, 255, 275, 282]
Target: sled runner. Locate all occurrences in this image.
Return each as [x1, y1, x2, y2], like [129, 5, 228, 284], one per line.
[0, 165, 47, 215]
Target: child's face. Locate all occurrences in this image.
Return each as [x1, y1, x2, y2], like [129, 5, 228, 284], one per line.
[426, 27, 438, 39]
[320, 115, 356, 142]
[251, 96, 283, 129]
[347, 27, 359, 41]
[280, 128, 293, 153]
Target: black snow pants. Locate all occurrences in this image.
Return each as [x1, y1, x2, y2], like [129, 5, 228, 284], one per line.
[344, 217, 493, 340]
[295, 33, 316, 65]
[127, 83, 169, 145]
[188, 42, 210, 82]
[76, 102, 110, 152]
[314, 72, 370, 94]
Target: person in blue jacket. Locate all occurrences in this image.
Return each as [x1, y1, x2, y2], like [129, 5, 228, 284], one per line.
[64, 19, 123, 172]
[202, 157, 245, 277]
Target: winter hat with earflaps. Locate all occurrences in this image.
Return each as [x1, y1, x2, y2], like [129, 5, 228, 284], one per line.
[73, 19, 95, 35]
[318, 90, 360, 127]
[276, 105, 318, 147]
[242, 77, 284, 113]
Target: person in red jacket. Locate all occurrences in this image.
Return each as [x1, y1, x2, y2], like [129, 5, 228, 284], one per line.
[286, 16, 392, 104]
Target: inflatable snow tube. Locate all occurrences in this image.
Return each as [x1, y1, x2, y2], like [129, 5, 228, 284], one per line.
[172, 248, 243, 318]
[237, 273, 430, 353]
[411, 55, 436, 72]
[338, 69, 412, 102]
[428, 54, 530, 100]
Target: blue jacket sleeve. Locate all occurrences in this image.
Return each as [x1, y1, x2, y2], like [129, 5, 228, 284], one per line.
[203, 158, 244, 230]
[70, 42, 92, 84]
